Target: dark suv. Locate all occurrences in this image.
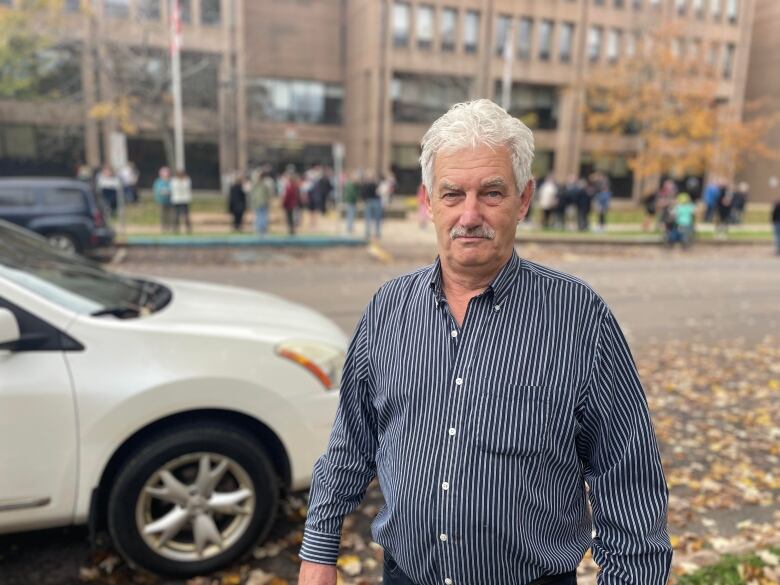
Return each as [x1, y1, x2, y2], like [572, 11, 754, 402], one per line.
[0, 178, 115, 256]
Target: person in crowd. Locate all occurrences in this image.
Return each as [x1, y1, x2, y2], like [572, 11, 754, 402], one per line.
[715, 182, 733, 239]
[641, 188, 657, 232]
[575, 177, 592, 232]
[343, 171, 360, 235]
[297, 99, 671, 585]
[656, 179, 678, 232]
[703, 177, 720, 222]
[377, 173, 396, 210]
[228, 174, 248, 232]
[537, 175, 558, 229]
[558, 175, 579, 230]
[250, 168, 275, 235]
[120, 161, 139, 204]
[731, 181, 749, 224]
[282, 170, 301, 236]
[672, 192, 697, 249]
[772, 196, 780, 256]
[97, 164, 121, 217]
[309, 167, 333, 229]
[152, 166, 173, 232]
[170, 169, 193, 234]
[592, 172, 612, 232]
[361, 171, 381, 239]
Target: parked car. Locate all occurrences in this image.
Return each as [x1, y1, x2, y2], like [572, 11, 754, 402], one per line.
[0, 177, 114, 255]
[0, 220, 345, 576]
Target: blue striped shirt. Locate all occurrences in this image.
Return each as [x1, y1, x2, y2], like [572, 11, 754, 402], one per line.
[300, 251, 672, 584]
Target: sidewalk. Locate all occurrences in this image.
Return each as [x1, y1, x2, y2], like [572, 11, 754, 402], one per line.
[118, 209, 774, 249]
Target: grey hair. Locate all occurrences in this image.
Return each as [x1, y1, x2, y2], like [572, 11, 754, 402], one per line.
[420, 99, 535, 195]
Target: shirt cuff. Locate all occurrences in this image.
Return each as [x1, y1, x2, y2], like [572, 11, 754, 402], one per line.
[299, 528, 342, 565]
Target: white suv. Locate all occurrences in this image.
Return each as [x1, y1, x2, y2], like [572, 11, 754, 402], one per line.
[0, 221, 345, 576]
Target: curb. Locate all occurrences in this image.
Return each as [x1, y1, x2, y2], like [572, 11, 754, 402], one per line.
[119, 235, 368, 248]
[515, 235, 773, 247]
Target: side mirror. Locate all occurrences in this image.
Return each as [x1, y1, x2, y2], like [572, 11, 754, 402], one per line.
[0, 308, 21, 351]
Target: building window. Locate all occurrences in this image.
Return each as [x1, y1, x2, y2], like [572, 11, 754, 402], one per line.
[104, 0, 129, 18]
[675, 0, 686, 15]
[671, 37, 686, 60]
[179, 0, 192, 24]
[587, 26, 602, 62]
[711, 0, 722, 20]
[690, 38, 702, 62]
[517, 17, 533, 60]
[392, 73, 472, 124]
[64, 0, 81, 12]
[441, 7, 457, 51]
[393, 2, 411, 47]
[632, 0, 642, 9]
[463, 10, 480, 54]
[726, 0, 738, 23]
[559, 22, 574, 63]
[538, 20, 553, 61]
[495, 14, 511, 56]
[417, 5, 434, 50]
[138, 0, 161, 20]
[722, 43, 735, 78]
[625, 31, 637, 57]
[614, 0, 625, 7]
[200, 0, 221, 26]
[607, 28, 620, 62]
[650, 0, 661, 9]
[247, 79, 344, 125]
[594, 0, 605, 5]
[707, 42, 719, 69]
[494, 82, 559, 130]
[692, 0, 704, 18]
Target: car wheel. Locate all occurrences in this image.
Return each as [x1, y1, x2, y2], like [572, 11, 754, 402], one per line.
[107, 424, 279, 577]
[46, 232, 79, 255]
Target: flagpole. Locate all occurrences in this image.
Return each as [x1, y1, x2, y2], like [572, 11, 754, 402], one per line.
[501, 20, 515, 111]
[170, 0, 185, 172]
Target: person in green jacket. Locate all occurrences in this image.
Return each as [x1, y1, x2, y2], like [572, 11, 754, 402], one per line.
[342, 171, 360, 234]
[152, 166, 172, 232]
[673, 192, 697, 249]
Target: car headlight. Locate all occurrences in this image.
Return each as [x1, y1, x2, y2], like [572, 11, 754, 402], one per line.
[276, 340, 345, 390]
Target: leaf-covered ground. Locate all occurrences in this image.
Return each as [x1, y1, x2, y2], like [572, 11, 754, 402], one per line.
[64, 337, 780, 584]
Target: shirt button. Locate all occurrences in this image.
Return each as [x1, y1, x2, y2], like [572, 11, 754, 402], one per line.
[439, 533, 448, 542]
[494, 305, 501, 312]
[455, 377, 463, 386]
[450, 330, 458, 338]
[441, 481, 449, 490]
[448, 427, 456, 436]
[445, 579, 453, 585]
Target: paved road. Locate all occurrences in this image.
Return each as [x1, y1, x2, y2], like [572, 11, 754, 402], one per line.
[120, 242, 780, 348]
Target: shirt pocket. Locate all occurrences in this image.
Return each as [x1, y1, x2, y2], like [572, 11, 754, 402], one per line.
[473, 385, 550, 457]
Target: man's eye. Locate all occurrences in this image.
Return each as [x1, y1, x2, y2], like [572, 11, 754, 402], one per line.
[485, 191, 502, 198]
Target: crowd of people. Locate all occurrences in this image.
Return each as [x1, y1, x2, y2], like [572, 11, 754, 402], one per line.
[76, 161, 141, 217]
[533, 171, 613, 232]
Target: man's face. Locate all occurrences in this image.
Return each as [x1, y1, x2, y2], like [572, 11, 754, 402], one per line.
[425, 144, 533, 274]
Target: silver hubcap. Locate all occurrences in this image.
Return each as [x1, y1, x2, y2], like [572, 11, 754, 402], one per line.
[135, 452, 256, 562]
[48, 235, 75, 253]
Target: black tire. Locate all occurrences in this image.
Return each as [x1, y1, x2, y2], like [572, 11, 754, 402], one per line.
[45, 231, 80, 255]
[107, 423, 279, 577]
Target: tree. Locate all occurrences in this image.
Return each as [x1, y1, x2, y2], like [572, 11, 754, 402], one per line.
[583, 22, 780, 187]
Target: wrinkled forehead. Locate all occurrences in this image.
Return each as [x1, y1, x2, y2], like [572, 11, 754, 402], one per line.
[432, 144, 514, 189]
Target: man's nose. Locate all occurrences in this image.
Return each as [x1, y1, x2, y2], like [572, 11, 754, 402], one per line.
[458, 192, 482, 227]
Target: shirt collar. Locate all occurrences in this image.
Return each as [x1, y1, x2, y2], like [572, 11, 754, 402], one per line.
[428, 250, 520, 308]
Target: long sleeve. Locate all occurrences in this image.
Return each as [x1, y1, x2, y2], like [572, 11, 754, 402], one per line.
[299, 312, 378, 565]
[576, 308, 673, 584]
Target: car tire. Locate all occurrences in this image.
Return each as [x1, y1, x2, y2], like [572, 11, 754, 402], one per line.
[107, 423, 279, 577]
[46, 231, 79, 255]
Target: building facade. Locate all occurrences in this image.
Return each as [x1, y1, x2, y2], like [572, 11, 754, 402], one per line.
[0, 0, 757, 196]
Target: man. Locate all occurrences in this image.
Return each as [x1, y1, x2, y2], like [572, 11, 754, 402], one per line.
[298, 100, 672, 585]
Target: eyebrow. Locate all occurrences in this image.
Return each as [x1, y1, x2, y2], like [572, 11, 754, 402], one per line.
[438, 178, 508, 193]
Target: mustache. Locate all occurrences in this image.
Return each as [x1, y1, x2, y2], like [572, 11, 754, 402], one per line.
[450, 225, 496, 240]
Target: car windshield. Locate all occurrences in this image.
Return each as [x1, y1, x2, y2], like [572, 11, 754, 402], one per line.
[0, 222, 169, 317]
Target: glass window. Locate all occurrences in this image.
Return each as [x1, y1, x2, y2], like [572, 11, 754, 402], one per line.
[722, 43, 735, 79]
[247, 79, 343, 125]
[539, 20, 553, 61]
[417, 5, 434, 49]
[727, 0, 738, 23]
[495, 14, 511, 56]
[559, 22, 574, 63]
[672, 37, 686, 60]
[4, 127, 37, 159]
[650, 0, 661, 8]
[181, 52, 219, 109]
[441, 7, 457, 51]
[179, 0, 192, 23]
[614, 0, 625, 7]
[201, 0, 221, 26]
[464, 10, 480, 54]
[625, 31, 638, 57]
[42, 189, 86, 208]
[138, 0, 161, 20]
[393, 2, 411, 47]
[495, 82, 559, 130]
[690, 38, 702, 61]
[676, 0, 686, 15]
[392, 73, 472, 124]
[0, 188, 36, 208]
[517, 17, 533, 60]
[633, 0, 642, 9]
[594, 0, 605, 5]
[707, 42, 719, 68]
[104, 0, 129, 18]
[711, 0, 722, 19]
[607, 29, 620, 62]
[64, 0, 81, 12]
[587, 26, 602, 62]
[692, 0, 704, 18]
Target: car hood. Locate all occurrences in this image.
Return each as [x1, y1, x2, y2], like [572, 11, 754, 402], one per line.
[144, 277, 346, 345]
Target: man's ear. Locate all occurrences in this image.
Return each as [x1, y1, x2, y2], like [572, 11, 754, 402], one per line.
[424, 185, 434, 219]
[517, 180, 535, 221]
